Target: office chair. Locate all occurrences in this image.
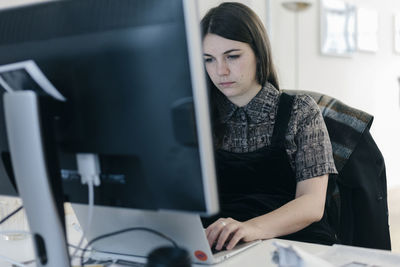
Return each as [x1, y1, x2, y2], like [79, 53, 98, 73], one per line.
[283, 89, 391, 250]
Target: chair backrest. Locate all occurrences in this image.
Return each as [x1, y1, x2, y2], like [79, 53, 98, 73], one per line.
[283, 89, 391, 250]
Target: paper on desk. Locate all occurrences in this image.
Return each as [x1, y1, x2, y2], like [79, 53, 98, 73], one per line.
[317, 244, 400, 267]
[273, 241, 400, 267]
[272, 241, 335, 267]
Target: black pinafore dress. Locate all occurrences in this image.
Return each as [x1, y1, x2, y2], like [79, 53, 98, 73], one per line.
[203, 93, 337, 245]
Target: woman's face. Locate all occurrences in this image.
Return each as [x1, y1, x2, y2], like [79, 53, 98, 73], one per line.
[203, 33, 261, 106]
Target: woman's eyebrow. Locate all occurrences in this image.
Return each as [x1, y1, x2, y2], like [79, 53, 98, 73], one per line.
[223, 49, 242, 54]
[203, 49, 242, 57]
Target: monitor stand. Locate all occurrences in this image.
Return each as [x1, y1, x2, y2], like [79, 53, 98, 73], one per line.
[3, 91, 70, 267]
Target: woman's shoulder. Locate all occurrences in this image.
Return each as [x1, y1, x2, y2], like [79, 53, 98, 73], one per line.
[279, 91, 319, 111]
[290, 93, 319, 110]
[284, 93, 320, 119]
[284, 93, 323, 132]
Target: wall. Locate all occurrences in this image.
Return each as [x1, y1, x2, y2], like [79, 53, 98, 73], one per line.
[271, 0, 400, 188]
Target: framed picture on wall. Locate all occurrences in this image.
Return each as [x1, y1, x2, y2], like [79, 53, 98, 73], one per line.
[395, 13, 400, 54]
[357, 7, 379, 52]
[320, 0, 356, 57]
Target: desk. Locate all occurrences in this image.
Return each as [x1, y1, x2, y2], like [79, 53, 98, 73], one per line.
[0, 227, 329, 267]
[2, 232, 400, 266]
[0, 211, 79, 267]
[0, 236, 35, 266]
[193, 239, 329, 267]
[0, 212, 396, 267]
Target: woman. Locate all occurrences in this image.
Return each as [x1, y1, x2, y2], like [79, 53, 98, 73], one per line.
[201, 2, 338, 251]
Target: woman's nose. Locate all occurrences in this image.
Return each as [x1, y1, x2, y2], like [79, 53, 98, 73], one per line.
[216, 61, 229, 76]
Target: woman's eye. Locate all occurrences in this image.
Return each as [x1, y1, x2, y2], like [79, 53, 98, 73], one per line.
[204, 57, 214, 63]
[227, 55, 240, 60]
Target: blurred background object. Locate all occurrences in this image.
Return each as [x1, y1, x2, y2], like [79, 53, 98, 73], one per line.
[0, 196, 28, 241]
[281, 0, 313, 90]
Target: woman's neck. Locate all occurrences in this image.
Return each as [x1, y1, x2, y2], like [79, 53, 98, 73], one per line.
[228, 83, 263, 107]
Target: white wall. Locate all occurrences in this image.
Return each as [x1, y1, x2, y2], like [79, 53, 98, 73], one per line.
[271, 0, 400, 188]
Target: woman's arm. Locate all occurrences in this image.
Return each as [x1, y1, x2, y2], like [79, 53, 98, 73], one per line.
[205, 174, 329, 250]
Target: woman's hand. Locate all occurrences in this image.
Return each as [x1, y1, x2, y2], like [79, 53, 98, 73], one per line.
[205, 217, 261, 251]
[205, 175, 329, 251]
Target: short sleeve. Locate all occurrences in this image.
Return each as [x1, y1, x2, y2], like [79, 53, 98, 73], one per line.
[286, 94, 338, 182]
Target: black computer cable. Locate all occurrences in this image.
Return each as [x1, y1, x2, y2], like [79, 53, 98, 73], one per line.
[79, 227, 178, 266]
[0, 205, 23, 225]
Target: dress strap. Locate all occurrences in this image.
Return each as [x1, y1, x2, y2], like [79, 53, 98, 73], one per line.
[271, 92, 295, 145]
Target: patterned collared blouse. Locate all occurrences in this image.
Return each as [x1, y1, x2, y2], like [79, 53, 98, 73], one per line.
[215, 83, 338, 182]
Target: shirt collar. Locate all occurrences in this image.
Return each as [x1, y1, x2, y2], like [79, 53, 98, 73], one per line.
[217, 83, 280, 124]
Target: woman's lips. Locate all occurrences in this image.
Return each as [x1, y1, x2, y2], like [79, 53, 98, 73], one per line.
[219, 82, 235, 88]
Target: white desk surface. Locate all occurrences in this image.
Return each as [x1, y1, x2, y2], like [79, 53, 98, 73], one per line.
[192, 239, 329, 267]
[0, 236, 328, 267]
[0, 212, 394, 267]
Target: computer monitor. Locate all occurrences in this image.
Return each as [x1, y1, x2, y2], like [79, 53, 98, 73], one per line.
[0, 0, 218, 215]
[0, 0, 218, 265]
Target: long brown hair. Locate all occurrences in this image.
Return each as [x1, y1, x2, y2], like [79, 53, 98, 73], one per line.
[201, 2, 279, 147]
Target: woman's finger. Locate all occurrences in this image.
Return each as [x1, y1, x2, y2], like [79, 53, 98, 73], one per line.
[205, 218, 225, 236]
[226, 228, 245, 250]
[206, 220, 227, 247]
[216, 222, 239, 250]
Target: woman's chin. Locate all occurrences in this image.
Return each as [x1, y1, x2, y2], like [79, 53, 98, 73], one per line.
[219, 88, 239, 98]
